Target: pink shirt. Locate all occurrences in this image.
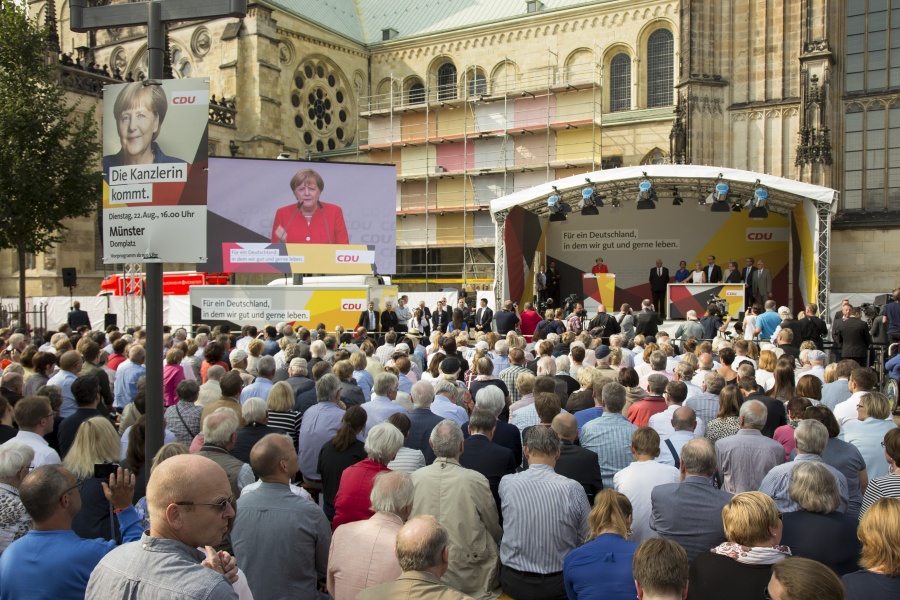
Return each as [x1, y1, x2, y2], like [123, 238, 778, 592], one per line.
[327, 512, 404, 600]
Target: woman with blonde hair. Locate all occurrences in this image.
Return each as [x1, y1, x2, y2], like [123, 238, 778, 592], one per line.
[843, 498, 900, 597]
[688, 492, 790, 600]
[779, 461, 860, 576]
[64, 417, 128, 541]
[266, 380, 301, 450]
[756, 349, 777, 388]
[841, 392, 898, 480]
[246, 338, 264, 377]
[563, 489, 637, 599]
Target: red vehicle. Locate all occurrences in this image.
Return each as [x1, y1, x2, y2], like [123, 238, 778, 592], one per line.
[99, 271, 230, 296]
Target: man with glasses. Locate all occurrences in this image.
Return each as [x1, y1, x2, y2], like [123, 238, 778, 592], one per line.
[87, 454, 240, 599]
[0, 465, 139, 598]
[13, 396, 60, 469]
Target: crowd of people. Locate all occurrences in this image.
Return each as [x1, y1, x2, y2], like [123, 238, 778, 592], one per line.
[0, 289, 897, 599]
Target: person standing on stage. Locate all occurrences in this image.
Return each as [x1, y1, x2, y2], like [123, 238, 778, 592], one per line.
[741, 257, 757, 311]
[591, 258, 609, 275]
[546, 262, 561, 307]
[691, 261, 707, 284]
[648, 259, 670, 317]
[752, 259, 773, 305]
[724, 261, 742, 284]
[705, 255, 722, 284]
[674, 261, 690, 283]
[536, 264, 548, 307]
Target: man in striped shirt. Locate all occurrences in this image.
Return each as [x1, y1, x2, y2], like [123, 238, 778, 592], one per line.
[498, 426, 590, 600]
[499, 349, 530, 405]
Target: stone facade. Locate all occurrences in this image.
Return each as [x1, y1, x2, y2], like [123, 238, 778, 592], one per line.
[7, 0, 898, 301]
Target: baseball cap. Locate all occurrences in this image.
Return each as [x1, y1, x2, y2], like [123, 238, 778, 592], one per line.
[229, 349, 248, 365]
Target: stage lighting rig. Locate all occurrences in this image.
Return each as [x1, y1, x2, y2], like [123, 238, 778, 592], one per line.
[636, 173, 657, 210]
[709, 181, 731, 213]
[580, 178, 604, 215]
[748, 186, 769, 219]
[548, 186, 571, 221]
[672, 187, 683, 206]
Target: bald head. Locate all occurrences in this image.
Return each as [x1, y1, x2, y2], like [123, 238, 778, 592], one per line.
[249, 433, 296, 480]
[551, 412, 578, 442]
[395, 515, 449, 575]
[671, 406, 696, 432]
[58, 350, 83, 374]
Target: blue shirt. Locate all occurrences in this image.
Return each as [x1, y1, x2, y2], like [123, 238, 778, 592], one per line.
[757, 310, 781, 341]
[362, 396, 407, 432]
[240, 377, 273, 405]
[113, 360, 146, 409]
[398, 374, 414, 395]
[563, 533, 637, 600]
[352, 369, 374, 401]
[575, 407, 604, 432]
[431, 396, 468, 426]
[297, 402, 346, 480]
[47, 369, 78, 417]
[580, 412, 637, 489]
[0, 506, 141, 600]
[674, 268, 691, 283]
[491, 355, 511, 377]
[759, 453, 849, 514]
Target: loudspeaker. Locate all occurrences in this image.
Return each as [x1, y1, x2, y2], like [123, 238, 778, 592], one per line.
[62, 268, 77, 288]
[104, 314, 117, 329]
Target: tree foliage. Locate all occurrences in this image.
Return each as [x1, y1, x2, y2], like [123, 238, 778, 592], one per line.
[0, 1, 101, 256]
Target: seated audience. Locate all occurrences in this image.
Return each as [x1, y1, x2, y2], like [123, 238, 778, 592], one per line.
[843, 498, 900, 599]
[563, 489, 637, 600]
[650, 437, 733, 561]
[410, 419, 501, 599]
[0, 441, 34, 555]
[779, 461, 861, 575]
[767, 557, 846, 600]
[356, 515, 474, 600]
[688, 492, 790, 600]
[231, 433, 331, 600]
[327, 471, 412, 600]
[632, 538, 690, 600]
[332, 422, 403, 531]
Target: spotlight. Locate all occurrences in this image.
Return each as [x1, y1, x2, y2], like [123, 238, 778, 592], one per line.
[710, 182, 731, 212]
[580, 180, 603, 215]
[731, 202, 742, 212]
[749, 188, 769, 219]
[672, 187, 682, 206]
[636, 179, 657, 210]
[548, 191, 570, 221]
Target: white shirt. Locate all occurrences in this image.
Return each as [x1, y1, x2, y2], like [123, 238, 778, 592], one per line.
[15, 430, 61, 469]
[614, 460, 680, 544]
[648, 404, 706, 441]
[656, 430, 698, 466]
[796, 366, 825, 384]
[733, 356, 757, 369]
[834, 391, 893, 426]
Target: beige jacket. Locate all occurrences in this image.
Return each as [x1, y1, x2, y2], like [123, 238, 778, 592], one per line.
[410, 457, 502, 600]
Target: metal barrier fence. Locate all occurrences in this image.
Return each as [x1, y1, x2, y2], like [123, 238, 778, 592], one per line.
[0, 304, 48, 335]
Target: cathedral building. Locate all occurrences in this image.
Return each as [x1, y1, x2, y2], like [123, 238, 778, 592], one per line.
[8, 0, 897, 300]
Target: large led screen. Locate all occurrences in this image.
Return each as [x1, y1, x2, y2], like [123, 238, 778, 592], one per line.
[202, 158, 397, 274]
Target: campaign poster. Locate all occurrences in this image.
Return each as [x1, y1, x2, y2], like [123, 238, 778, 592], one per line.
[202, 158, 397, 275]
[101, 78, 209, 263]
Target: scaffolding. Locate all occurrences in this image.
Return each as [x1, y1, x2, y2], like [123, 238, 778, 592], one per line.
[351, 46, 609, 289]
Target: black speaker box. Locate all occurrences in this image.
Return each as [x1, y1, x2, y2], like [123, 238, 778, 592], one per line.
[62, 267, 77, 288]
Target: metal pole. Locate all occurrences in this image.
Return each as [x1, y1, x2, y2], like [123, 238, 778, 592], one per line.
[144, 0, 165, 477]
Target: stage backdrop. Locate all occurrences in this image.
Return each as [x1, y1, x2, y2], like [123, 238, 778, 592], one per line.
[542, 203, 791, 311]
[201, 158, 397, 275]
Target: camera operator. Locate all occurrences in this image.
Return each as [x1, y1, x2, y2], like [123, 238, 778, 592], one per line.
[494, 300, 520, 336]
[565, 302, 585, 334]
[700, 304, 726, 340]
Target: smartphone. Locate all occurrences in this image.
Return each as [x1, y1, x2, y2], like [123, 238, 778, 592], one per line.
[93, 463, 119, 479]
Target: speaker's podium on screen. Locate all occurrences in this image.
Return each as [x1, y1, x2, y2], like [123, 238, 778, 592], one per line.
[583, 272, 616, 315]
